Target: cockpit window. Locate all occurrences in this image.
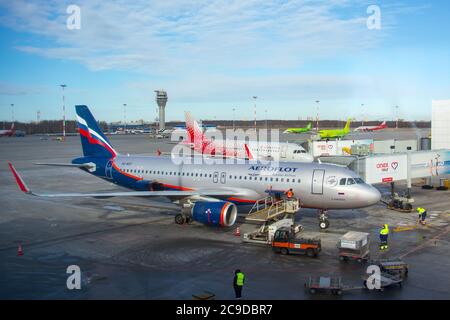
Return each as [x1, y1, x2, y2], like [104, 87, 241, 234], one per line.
[339, 178, 346, 185]
[347, 178, 356, 185]
[355, 178, 365, 184]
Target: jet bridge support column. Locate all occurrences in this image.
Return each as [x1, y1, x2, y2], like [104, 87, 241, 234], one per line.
[406, 147, 412, 198]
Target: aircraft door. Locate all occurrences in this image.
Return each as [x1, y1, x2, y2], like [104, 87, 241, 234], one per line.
[105, 161, 113, 179]
[281, 144, 287, 158]
[220, 172, 226, 184]
[311, 169, 325, 194]
[213, 171, 219, 183]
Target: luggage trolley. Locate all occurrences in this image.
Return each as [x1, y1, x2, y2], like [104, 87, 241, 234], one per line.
[305, 276, 344, 296]
[337, 231, 370, 263]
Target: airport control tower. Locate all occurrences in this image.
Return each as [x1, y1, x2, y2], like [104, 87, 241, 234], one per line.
[155, 90, 168, 131]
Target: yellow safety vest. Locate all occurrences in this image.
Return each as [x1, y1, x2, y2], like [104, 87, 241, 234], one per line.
[380, 227, 389, 235]
[236, 272, 245, 286]
[417, 207, 425, 215]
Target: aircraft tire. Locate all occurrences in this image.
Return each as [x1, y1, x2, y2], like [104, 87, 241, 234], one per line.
[319, 220, 329, 230]
[175, 214, 186, 225]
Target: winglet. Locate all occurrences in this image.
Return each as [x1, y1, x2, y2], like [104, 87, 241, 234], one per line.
[8, 162, 31, 194]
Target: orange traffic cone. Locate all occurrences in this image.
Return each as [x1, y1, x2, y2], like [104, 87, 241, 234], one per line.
[234, 227, 241, 236]
[17, 243, 23, 256]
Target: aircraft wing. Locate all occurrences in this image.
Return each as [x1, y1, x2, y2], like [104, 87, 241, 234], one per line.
[8, 162, 238, 199]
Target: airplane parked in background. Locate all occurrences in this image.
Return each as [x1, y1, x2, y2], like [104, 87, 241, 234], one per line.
[354, 121, 387, 132]
[283, 122, 313, 134]
[0, 123, 15, 137]
[319, 119, 352, 139]
[184, 112, 314, 162]
[8, 105, 380, 230]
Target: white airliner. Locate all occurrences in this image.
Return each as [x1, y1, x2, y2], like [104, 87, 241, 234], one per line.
[183, 112, 314, 162]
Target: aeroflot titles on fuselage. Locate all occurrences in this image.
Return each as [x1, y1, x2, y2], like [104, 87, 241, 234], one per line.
[248, 165, 298, 173]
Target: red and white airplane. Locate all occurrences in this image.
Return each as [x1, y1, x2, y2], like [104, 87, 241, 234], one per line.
[354, 121, 387, 132]
[0, 123, 15, 137]
[182, 112, 313, 162]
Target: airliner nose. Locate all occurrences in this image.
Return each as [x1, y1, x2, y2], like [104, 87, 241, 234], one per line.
[305, 154, 314, 162]
[367, 186, 381, 205]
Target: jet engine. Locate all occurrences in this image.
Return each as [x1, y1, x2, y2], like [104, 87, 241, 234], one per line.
[191, 201, 238, 227]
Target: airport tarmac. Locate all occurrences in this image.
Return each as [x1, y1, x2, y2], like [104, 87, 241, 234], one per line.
[1, 133, 449, 300]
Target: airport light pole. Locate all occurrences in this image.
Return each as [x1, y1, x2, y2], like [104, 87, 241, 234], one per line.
[59, 84, 67, 139]
[59, 85, 66, 137]
[395, 105, 399, 129]
[315, 100, 320, 131]
[361, 104, 365, 126]
[253, 96, 257, 132]
[232, 107, 236, 131]
[123, 103, 127, 133]
[265, 109, 268, 130]
[10, 103, 14, 123]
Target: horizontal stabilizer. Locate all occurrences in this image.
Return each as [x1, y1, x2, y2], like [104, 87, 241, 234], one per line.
[34, 162, 94, 169]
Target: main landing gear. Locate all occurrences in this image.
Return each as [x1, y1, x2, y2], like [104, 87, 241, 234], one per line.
[318, 210, 330, 230]
[175, 213, 192, 225]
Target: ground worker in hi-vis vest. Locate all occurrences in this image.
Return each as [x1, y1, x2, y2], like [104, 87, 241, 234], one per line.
[379, 224, 389, 250]
[233, 269, 245, 299]
[417, 207, 427, 225]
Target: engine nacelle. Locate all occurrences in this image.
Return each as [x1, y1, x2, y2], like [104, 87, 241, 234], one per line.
[191, 201, 238, 227]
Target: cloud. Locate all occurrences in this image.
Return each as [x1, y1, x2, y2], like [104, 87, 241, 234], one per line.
[0, 0, 389, 74]
[0, 82, 48, 96]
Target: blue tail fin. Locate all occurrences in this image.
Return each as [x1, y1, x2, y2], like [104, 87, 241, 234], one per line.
[76, 105, 117, 158]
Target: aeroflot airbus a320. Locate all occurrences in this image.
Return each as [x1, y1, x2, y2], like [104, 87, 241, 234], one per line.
[8, 105, 381, 230]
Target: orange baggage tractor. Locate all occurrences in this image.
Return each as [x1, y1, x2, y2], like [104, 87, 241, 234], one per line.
[272, 227, 321, 257]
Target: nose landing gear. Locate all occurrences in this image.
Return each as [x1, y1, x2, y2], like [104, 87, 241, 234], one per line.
[318, 210, 330, 230]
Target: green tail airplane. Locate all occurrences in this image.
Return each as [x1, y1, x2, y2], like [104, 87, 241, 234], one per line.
[284, 122, 312, 134]
[319, 118, 352, 139]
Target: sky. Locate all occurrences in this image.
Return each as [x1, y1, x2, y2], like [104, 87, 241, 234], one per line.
[0, 0, 449, 123]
